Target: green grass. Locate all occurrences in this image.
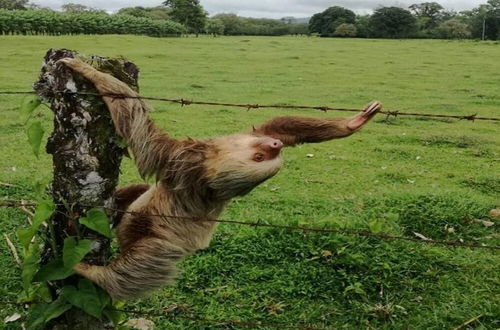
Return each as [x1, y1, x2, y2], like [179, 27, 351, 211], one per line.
[0, 35, 499, 329]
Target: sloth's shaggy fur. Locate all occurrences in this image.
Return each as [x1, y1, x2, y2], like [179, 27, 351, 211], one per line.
[60, 58, 381, 300]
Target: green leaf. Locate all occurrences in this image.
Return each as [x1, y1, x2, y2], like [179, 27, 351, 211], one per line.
[27, 298, 72, 329]
[17, 200, 55, 249]
[22, 244, 40, 290]
[34, 259, 74, 282]
[344, 282, 366, 295]
[103, 308, 125, 326]
[27, 121, 44, 158]
[21, 94, 42, 120]
[383, 212, 399, 223]
[61, 280, 109, 319]
[63, 237, 92, 270]
[80, 208, 113, 238]
[32, 200, 55, 228]
[368, 219, 384, 233]
[96, 285, 111, 307]
[18, 282, 53, 304]
[34, 283, 53, 303]
[17, 227, 35, 250]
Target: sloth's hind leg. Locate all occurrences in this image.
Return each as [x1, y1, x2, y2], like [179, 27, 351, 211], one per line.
[74, 238, 186, 300]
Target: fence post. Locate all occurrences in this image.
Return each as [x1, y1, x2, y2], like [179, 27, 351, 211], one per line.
[33, 49, 139, 327]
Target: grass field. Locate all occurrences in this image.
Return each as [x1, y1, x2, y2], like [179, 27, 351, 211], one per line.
[0, 35, 499, 329]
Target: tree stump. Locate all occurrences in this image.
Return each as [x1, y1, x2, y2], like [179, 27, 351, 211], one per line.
[33, 49, 139, 328]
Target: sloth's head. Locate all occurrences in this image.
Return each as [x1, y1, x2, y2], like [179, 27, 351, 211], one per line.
[205, 134, 284, 199]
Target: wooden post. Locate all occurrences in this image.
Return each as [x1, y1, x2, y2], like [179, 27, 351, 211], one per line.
[33, 49, 139, 328]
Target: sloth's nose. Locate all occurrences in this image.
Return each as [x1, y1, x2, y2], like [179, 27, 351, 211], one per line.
[258, 138, 283, 159]
[268, 139, 283, 149]
[261, 138, 283, 150]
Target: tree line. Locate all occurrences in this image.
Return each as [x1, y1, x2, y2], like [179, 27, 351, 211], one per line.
[119, 4, 309, 36]
[0, 9, 185, 36]
[309, 1, 500, 40]
[0, 0, 308, 37]
[1, 0, 499, 39]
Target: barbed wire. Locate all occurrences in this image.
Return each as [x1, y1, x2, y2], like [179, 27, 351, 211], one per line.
[1, 85, 497, 329]
[1, 199, 498, 250]
[1, 90, 499, 122]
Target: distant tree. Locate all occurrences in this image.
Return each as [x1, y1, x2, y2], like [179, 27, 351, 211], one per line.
[117, 6, 148, 18]
[289, 23, 309, 35]
[309, 6, 355, 37]
[438, 19, 471, 39]
[483, 0, 500, 40]
[0, 0, 28, 10]
[462, 0, 500, 40]
[148, 6, 170, 20]
[212, 13, 297, 36]
[61, 3, 104, 13]
[369, 7, 417, 38]
[440, 10, 458, 22]
[333, 23, 357, 37]
[355, 15, 371, 37]
[409, 2, 444, 28]
[212, 13, 241, 35]
[206, 18, 224, 36]
[281, 16, 294, 24]
[308, 13, 322, 35]
[118, 6, 170, 20]
[409, 2, 445, 37]
[163, 0, 207, 35]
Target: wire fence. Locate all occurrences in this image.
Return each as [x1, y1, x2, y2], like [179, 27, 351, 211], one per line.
[1, 90, 500, 122]
[1, 199, 498, 250]
[1, 89, 498, 328]
[1, 196, 498, 328]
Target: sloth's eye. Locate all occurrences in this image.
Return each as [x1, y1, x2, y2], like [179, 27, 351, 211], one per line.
[253, 153, 265, 162]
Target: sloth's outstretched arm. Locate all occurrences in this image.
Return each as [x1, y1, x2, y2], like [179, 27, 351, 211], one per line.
[59, 58, 181, 179]
[253, 101, 382, 146]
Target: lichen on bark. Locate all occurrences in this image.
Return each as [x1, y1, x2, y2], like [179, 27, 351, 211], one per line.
[33, 49, 139, 328]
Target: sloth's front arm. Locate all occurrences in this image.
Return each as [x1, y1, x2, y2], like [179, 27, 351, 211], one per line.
[59, 58, 186, 179]
[253, 101, 381, 146]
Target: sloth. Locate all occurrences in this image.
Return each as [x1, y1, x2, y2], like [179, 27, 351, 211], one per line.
[59, 58, 382, 300]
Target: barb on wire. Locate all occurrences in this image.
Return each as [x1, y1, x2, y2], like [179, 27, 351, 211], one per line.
[1, 90, 499, 122]
[1, 199, 499, 250]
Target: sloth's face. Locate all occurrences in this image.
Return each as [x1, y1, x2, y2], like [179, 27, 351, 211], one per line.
[205, 134, 284, 199]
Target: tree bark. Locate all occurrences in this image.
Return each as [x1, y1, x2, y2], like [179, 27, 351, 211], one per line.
[33, 49, 139, 329]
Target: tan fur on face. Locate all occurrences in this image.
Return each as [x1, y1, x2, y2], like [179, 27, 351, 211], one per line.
[205, 134, 283, 199]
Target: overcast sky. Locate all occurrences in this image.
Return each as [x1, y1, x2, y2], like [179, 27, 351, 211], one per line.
[35, 0, 487, 18]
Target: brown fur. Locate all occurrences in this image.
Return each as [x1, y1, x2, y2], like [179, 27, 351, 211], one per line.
[113, 184, 150, 225]
[60, 58, 381, 300]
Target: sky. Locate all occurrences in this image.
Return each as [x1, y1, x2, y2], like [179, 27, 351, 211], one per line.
[35, 0, 487, 18]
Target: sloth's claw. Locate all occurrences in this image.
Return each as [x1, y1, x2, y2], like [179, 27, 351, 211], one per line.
[346, 100, 382, 130]
[362, 100, 382, 117]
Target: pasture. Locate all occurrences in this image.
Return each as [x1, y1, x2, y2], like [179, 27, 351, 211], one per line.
[0, 35, 499, 329]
